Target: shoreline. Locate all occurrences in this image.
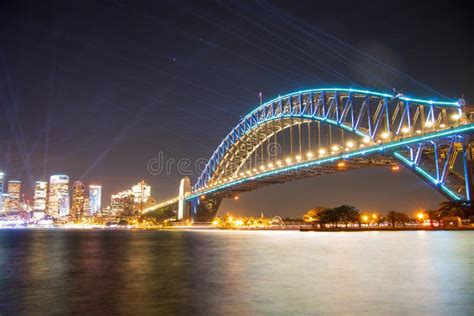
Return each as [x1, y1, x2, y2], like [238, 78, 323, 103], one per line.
[1, 226, 474, 232]
[300, 226, 474, 232]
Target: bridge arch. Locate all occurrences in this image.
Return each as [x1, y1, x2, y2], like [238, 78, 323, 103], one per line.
[193, 88, 470, 205]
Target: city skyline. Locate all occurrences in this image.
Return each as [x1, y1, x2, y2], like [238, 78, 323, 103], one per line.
[0, 169, 153, 219]
[0, 1, 472, 217]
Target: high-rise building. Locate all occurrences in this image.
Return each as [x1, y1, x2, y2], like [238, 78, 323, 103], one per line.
[48, 175, 69, 218]
[33, 181, 48, 211]
[132, 180, 151, 213]
[111, 190, 134, 215]
[88, 185, 102, 215]
[71, 181, 86, 219]
[7, 180, 21, 212]
[0, 172, 4, 212]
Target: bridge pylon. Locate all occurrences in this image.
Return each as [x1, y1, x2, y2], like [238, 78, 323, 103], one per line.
[178, 177, 191, 221]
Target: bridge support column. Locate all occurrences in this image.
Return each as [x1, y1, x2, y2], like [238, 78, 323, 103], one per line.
[178, 177, 191, 221]
[462, 136, 473, 201]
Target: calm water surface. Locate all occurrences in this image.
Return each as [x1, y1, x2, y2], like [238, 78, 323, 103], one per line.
[0, 229, 473, 315]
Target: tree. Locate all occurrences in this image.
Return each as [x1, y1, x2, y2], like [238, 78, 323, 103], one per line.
[319, 208, 340, 228]
[336, 205, 360, 227]
[397, 213, 410, 227]
[386, 211, 398, 227]
[425, 210, 441, 227]
[437, 201, 474, 219]
[303, 207, 327, 222]
[386, 211, 410, 227]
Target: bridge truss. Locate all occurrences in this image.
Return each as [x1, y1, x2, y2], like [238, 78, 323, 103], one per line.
[152, 88, 474, 221]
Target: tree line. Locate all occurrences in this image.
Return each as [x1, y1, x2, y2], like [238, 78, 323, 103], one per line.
[302, 200, 474, 228]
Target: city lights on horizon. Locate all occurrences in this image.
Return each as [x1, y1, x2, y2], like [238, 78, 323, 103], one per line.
[0, 170, 152, 225]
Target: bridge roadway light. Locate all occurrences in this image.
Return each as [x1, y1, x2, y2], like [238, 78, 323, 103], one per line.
[277, 160, 282, 166]
[401, 127, 410, 134]
[439, 124, 446, 128]
[306, 152, 313, 159]
[346, 141, 354, 148]
[295, 155, 302, 161]
[285, 157, 292, 164]
[267, 163, 274, 168]
[331, 145, 340, 152]
[381, 132, 390, 139]
[318, 148, 327, 156]
[362, 137, 371, 144]
[424, 120, 434, 128]
[259, 165, 265, 171]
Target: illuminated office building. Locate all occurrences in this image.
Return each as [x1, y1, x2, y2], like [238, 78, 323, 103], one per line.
[7, 180, 21, 212]
[111, 190, 134, 215]
[71, 181, 86, 219]
[48, 175, 69, 218]
[132, 180, 151, 213]
[88, 185, 102, 215]
[33, 181, 48, 211]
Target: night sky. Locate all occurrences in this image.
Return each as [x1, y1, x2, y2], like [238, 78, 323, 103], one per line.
[0, 0, 472, 217]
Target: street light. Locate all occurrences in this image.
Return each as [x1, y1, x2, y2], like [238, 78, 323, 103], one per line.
[451, 113, 461, 121]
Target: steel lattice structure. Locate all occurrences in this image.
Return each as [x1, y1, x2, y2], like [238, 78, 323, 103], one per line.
[151, 88, 474, 222]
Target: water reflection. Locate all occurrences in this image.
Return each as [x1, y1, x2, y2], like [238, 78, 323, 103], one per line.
[0, 230, 473, 314]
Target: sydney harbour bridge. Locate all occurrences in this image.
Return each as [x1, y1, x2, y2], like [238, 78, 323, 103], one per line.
[149, 88, 474, 222]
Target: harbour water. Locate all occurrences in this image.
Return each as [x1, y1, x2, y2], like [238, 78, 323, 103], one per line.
[0, 229, 473, 315]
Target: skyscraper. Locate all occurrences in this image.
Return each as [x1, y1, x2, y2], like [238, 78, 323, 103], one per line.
[132, 180, 151, 213]
[33, 181, 48, 211]
[0, 172, 4, 212]
[111, 190, 134, 216]
[88, 185, 102, 215]
[7, 180, 21, 212]
[71, 181, 86, 219]
[48, 175, 69, 218]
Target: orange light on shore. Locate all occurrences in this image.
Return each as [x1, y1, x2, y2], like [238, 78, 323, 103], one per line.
[234, 195, 239, 200]
[417, 212, 425, 220]
[392, 165, 400, 171]
[200, 195, 206, 200]
[337, 161, 345, 168]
